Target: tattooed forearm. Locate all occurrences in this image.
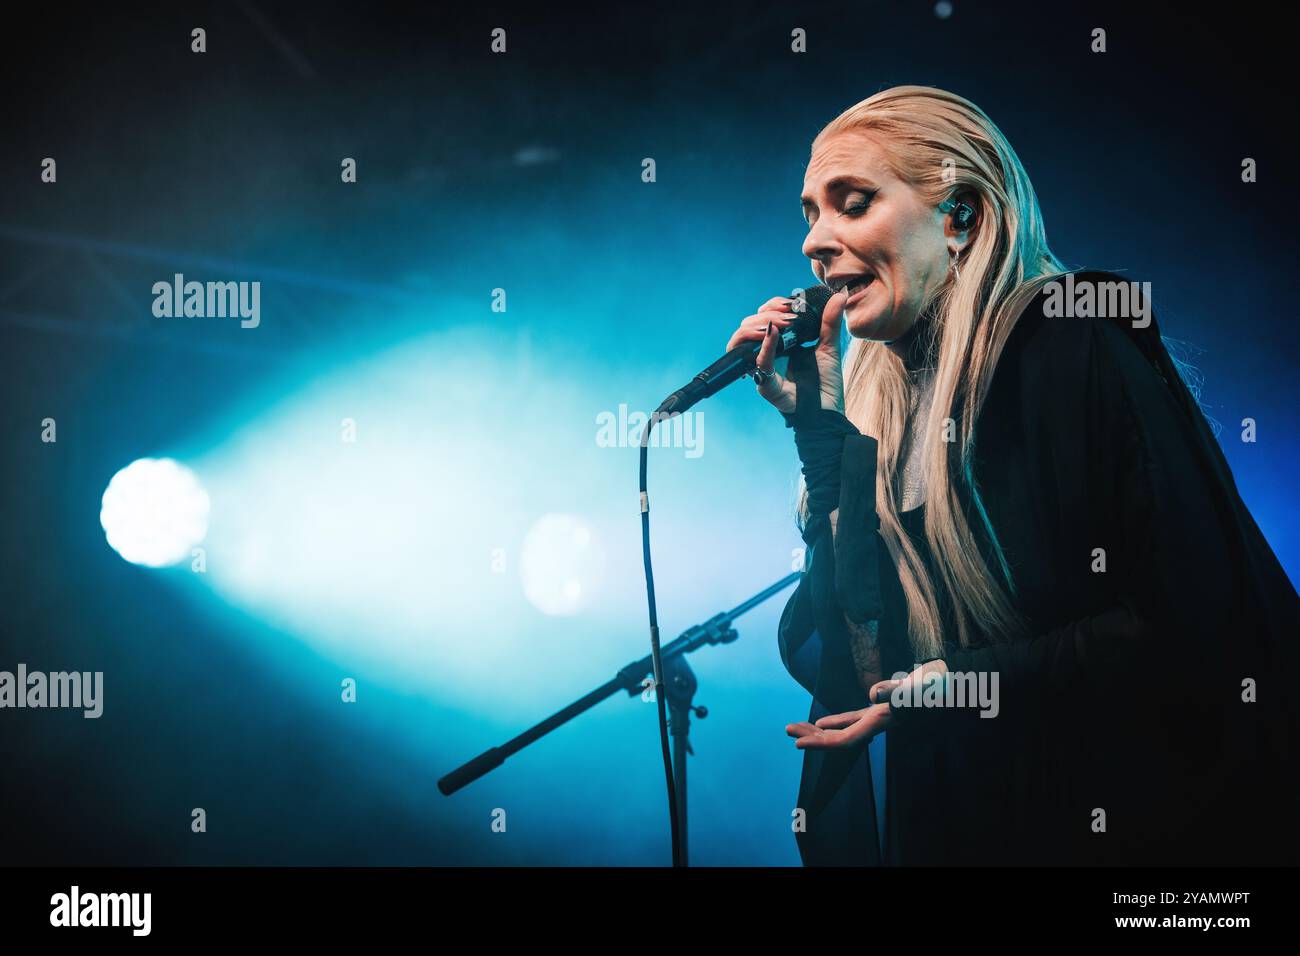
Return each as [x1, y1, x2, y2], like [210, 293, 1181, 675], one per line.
[847, 618, 883, 691]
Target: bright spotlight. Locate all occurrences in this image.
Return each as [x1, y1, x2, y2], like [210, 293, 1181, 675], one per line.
[100, 458, 210, 568]
[520, 513, 604, 616]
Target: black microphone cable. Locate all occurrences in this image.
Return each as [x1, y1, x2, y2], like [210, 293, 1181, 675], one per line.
[638, 410, 682, 866]
[637, 283, 832, 867]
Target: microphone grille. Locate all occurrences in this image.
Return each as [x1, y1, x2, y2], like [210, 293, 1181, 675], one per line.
[792, 283, 833, 344]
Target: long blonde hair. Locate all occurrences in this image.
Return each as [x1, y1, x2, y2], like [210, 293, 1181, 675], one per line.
[807, 86, 1069, 660]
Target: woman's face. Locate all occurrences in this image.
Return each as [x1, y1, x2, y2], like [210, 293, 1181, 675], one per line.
[801, 131, 956, 342]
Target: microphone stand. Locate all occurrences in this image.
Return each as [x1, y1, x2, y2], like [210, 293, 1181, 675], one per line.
[437, 572, 802, 865]
[663, 652, 699, 864]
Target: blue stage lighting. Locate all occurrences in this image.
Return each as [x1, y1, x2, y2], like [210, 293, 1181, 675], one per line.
[520, 512, 604, 616]
[100, 458, 210, 567]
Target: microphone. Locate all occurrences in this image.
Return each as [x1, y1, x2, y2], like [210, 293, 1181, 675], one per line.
[655, 284, 834, 415]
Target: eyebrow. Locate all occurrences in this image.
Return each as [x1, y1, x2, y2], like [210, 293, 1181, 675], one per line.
[800, 175, 878, 212]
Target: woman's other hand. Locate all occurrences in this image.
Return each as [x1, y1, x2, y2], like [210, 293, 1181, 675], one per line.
[785, 659, 948, 749]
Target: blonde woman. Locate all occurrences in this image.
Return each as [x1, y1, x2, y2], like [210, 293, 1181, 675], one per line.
[726, 86, 1299, 866]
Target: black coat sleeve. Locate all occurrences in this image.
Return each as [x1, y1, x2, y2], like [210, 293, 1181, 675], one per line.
[777, 432, 884, 716]
[936, 311, 1300, 862]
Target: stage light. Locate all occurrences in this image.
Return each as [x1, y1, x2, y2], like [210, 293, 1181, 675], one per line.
[100, 458, 211, 568]
[520, 513, 604, 616]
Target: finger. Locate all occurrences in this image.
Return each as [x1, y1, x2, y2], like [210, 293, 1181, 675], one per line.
[726, 312, 794, 352]
[820, 288, 848, 340]
[889, 661, 948, 703]
[868, 679, 902, 707]
[814, 709, 864, 729]
[756, 311, 794, 329]
[755, 313, 793, 340]
[785, 721, 821, 739]
[795, 712, 883, 749]
[757, 296, 795, 313]
[757, 366, 793, 413]
[755, 320, 779, 371]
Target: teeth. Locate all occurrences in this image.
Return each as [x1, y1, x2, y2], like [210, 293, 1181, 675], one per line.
[826, 274, 874, 293]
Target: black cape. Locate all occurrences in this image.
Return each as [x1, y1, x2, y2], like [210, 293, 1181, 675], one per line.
[777, 270, 1300, 866]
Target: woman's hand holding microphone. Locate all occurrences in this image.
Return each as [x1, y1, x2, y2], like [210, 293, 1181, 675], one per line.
[726, 287, 858, 528]
[724, 289, 849, 416]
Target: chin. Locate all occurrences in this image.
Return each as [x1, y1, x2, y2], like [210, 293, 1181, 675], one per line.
[845, 312, 892, 341]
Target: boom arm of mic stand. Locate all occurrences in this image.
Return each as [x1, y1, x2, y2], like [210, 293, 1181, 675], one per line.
[436, 571, 802, 796]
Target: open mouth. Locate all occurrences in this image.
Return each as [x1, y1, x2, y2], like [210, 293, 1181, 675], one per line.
[845, 275, 874, 297]
[827, 273, 876, 300]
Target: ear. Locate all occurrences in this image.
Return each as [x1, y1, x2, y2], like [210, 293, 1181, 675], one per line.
[943, 191, 979, 257]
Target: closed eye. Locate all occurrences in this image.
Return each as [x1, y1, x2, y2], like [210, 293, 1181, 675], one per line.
[802, 193, 874, 227]
[842, 193, 875, 217]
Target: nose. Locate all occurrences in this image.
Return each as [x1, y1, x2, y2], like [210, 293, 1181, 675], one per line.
[802, 214, 842, 273]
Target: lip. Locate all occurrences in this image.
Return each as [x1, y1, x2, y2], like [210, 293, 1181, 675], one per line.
[842, 275, 876, 307]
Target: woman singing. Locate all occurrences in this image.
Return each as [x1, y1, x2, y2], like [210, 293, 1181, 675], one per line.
[726, 86, 1299, 866]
